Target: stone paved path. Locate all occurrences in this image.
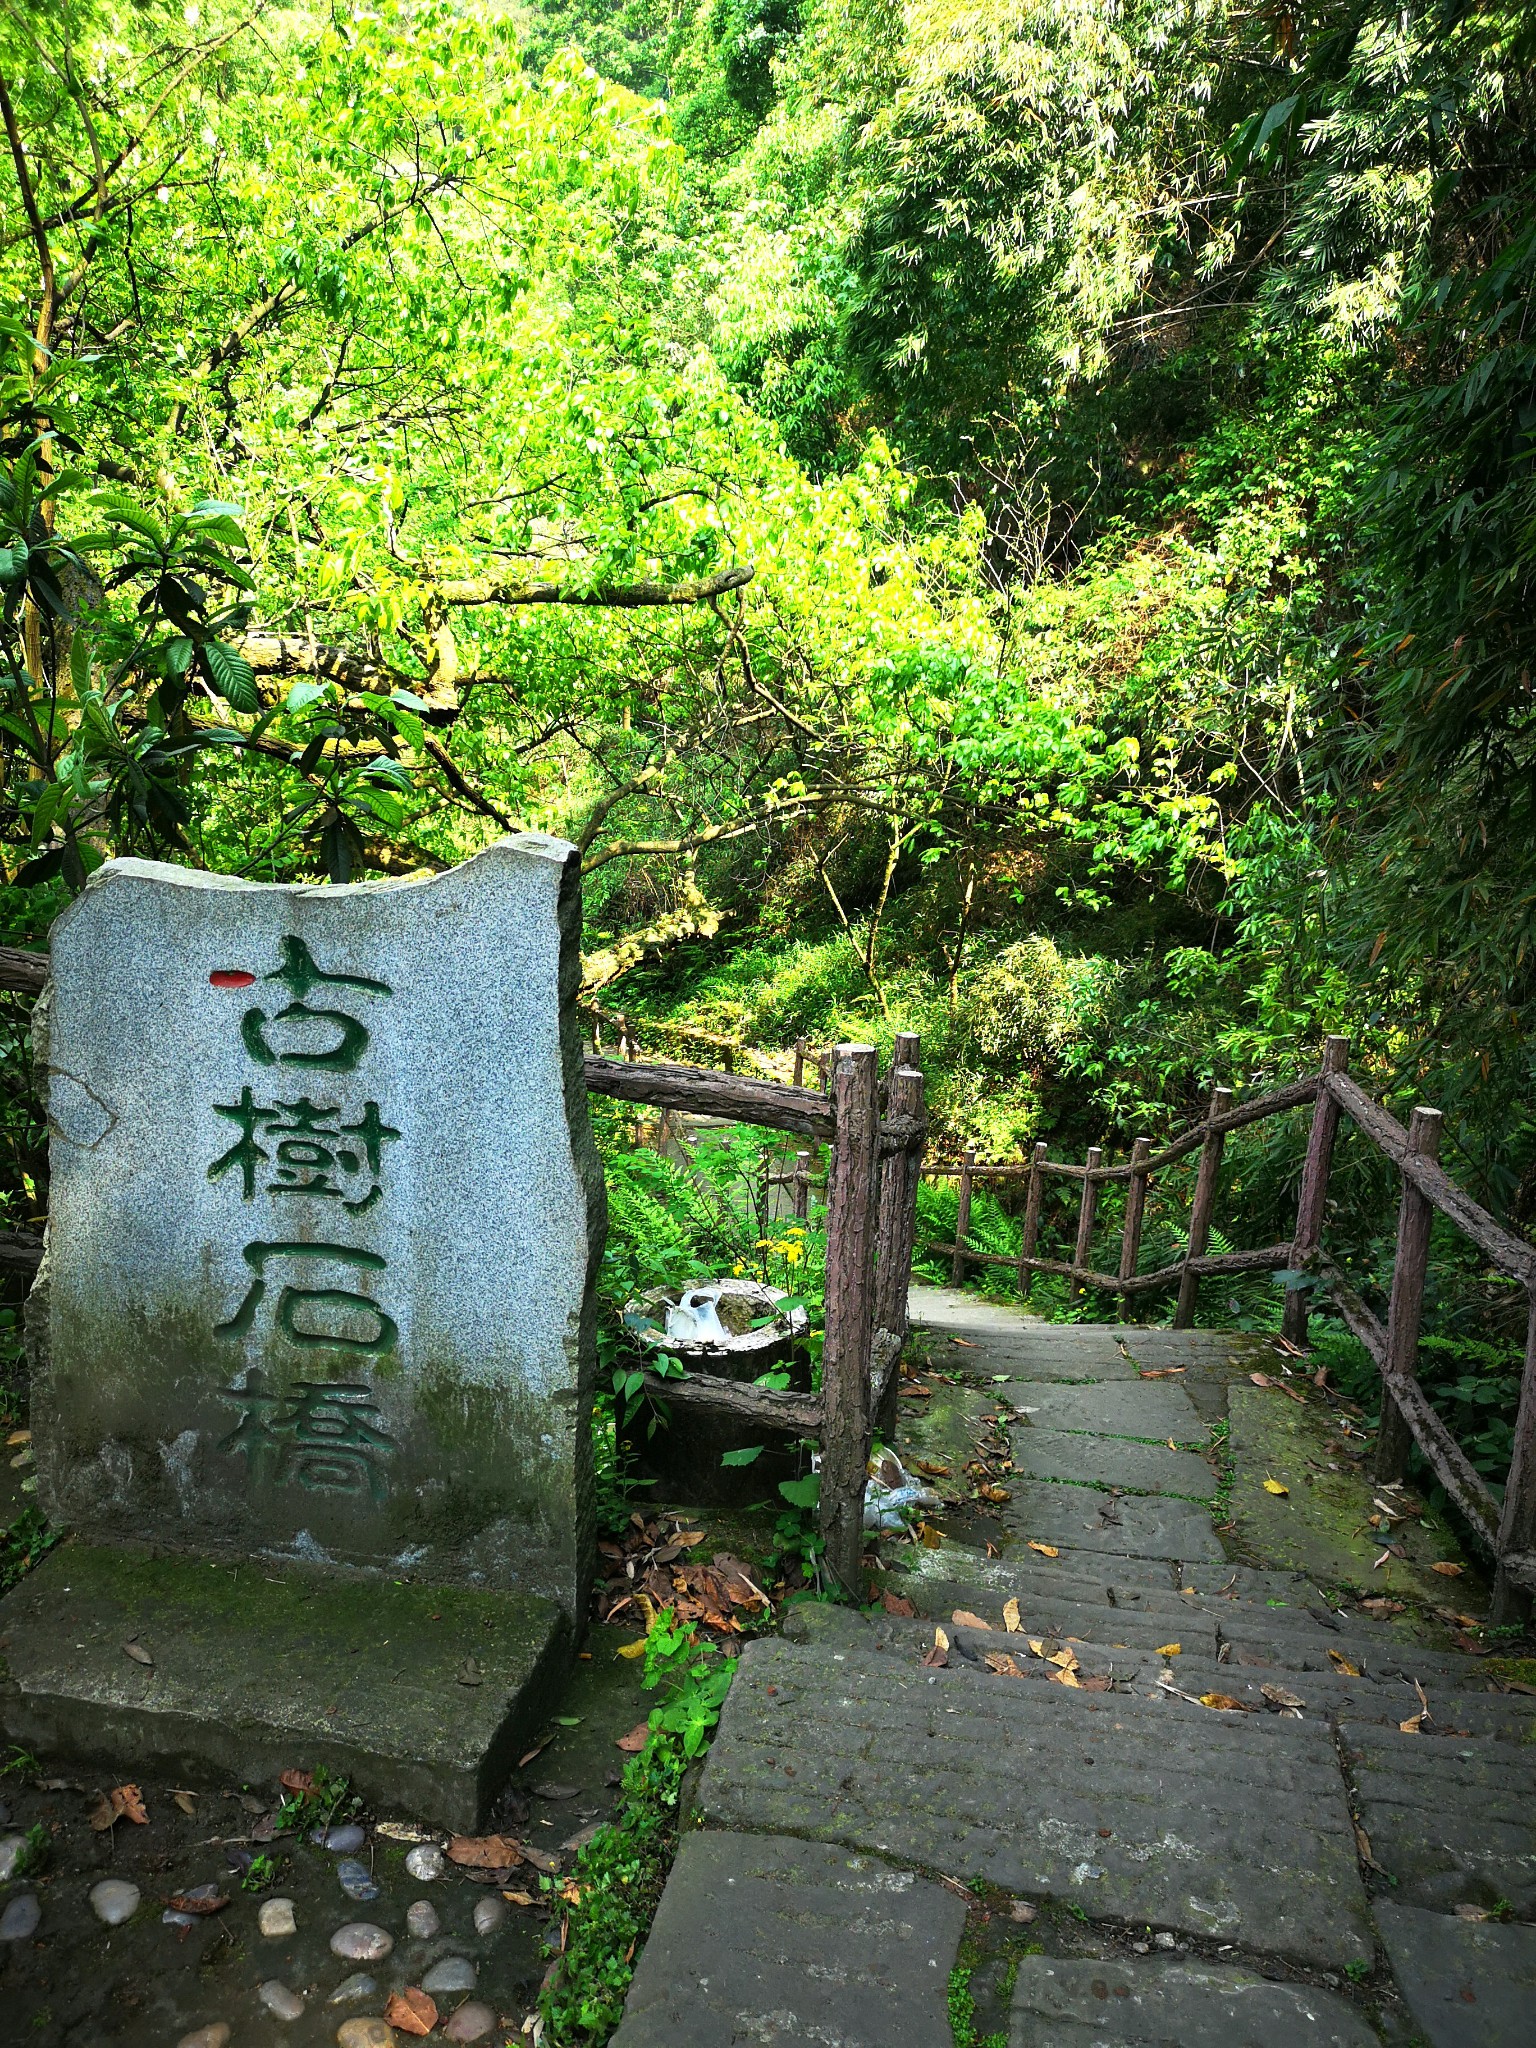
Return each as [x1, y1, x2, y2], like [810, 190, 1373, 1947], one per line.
[613, 1288, 1536, 2047]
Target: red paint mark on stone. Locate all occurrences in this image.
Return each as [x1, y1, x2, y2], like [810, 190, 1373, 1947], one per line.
[209, 969, 255, 988]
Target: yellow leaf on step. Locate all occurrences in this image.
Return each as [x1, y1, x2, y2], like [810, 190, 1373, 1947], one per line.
[1328, 1649, 1362, 1677]
[1199, 1692, 1252, 1712]
[933, 1626, 950, 1652]
[1155, 1643, 1181, 1659]
[1027, 1542, 1059, 1558]
[1002, 1598, 1022, 1634]
[1028, 1638, 1046, 1658]
[1263, 1478, 1290, 1496]
[1050, 1667, 1081, 1688]
[615, 1638, 648, 1660]
[951, 1610, 989, 1631]
[1049, 1647, 1079, 1670]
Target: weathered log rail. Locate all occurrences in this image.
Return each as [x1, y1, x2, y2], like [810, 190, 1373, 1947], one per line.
[0, 942, 924, 1598]
[920, 1035, 1536, 1616]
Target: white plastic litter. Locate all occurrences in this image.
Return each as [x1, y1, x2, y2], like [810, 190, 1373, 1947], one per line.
[663, 1289, 731, 1345]
[861, 1447, 941, 1532]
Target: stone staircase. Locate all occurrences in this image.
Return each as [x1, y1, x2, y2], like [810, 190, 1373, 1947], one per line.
[612, 1291, 1536, 2046]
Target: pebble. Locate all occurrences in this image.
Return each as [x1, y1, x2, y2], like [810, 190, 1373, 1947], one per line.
[177, 2028, 232, 2048]
[259, 1896, 298, 1937]
[1153, 1931, 1177, 1950]
[163, 1908, 201, 1928]
[89, 1878, 141, 1926]
[472, 1896, 507, 1937]
[0, 1834, 26, 1883]
[327, 1972, 380, 2005]
[0, 1892, 40, 1941]
[331, 1922, 395, 1963]
[336, 1856, 381, 1901]
[421, 1955, 477, 1995]
[406, 1899, 441, 1939]
[257, 1980, 306, 2021]
[315, 1823, 368, 1853]
[444, 2002, 498, 2043]
[404, 1843, 445, 1882]
[336, 2020, 397, 2048]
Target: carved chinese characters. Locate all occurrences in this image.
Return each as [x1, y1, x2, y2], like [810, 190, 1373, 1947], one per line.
[33, 839, 604, 1619]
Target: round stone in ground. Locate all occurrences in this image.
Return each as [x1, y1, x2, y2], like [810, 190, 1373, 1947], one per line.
[406, 1899, 440, 1939]
[472, 1896, 506, 1936]
[0, 1892, 40, 1940]
[176, 2027, 231, 2048]
[258, 1979, 306, 2021]
[421, 1955, 476, 1994]
[89, 1877, 140, 1926]
[316, 1823, 368, 1853]
[260, 1896, 298, 1937]
[404, 1844, 444, 1882]
[336, 2020, 397, 2048]
[0, 1833, 27, 1882]
[331, 1923, 395, 1963]
[444, 2001, 498, 2042]
[328, 1972, 380, 2005]
[337, 1856, 381, 1900]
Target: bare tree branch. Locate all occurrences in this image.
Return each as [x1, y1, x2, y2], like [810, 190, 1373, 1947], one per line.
[437, 564, 754, 609]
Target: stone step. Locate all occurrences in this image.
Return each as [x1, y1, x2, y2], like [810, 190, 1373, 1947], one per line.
[1009, 1426, 1217, 1498]
[1008, 1954, 1377, 2047]
[1375, 1901, 1536, 2048]
[1004, 1381, 1206, 1438]
[696, 1636, 1372, 1970]
[997, 1481, 1226, 1562]
[610, 1829, 966, 2048]
[787, 1605, 1532, 1739]
[1341, 1719, 1536, 1917]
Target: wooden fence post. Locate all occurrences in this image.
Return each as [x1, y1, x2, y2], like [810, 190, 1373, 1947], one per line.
[1374, 1106, 1444, 1482]
[874, 1042, 923, 1343]
[951, 1144, 976, 1286]
[1493, 1287, 1536, 1622]
[1175, 1087, 1233, 1327]
[1119, 1136, 1151, 1323]
[1284, 1035, 1350, 1349]
[819, 1044, 880, 1597]
[793, 1036, 807, 1089]
[793, 1150, 811, 1219]
[1018, 1141, 1047, 1301]
[1070, 1147, 1102, 1303]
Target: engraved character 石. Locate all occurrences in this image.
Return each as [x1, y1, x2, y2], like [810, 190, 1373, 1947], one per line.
[216, 1240, 398, 1354]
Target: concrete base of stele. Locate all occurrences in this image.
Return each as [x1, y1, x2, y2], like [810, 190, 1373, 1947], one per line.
[0, 1541, 568, 1831]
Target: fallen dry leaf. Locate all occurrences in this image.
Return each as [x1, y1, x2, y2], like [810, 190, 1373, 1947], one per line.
[6, 1428, 30, 1445]
[1010, 1901, 1038, 1923]
[122, 1639, 153, 1668]
[921, 1625, 950, 1669]
[615, 1637, 648, 1660]
[1262, 1478, 1290, 1497]
[502, 1889, 539, 1907]
[1359, 1598, 1405, 1616]
[1001, 1597, 1021, 1634]
[1199, 1692, 1254, 1712]
[1260, 1683, 1305, 1711]
[1078, 1673, 1112, 1693]
[1399, 1714, 1425, 1734]
[673, 1529, 708, 1548]
[1154, 1643, 1181, 1659]
[880, 1592, 917, 1618]
[1430, 1561, 1464, 1577]
[1354, 1823, 1388, 1875]
[1137, 1366, 1185, 1379]
[951, 1609, 990, 1631]
[278, 1768, 314, 1795]
[916, 1521, 943, 1548]
[1048, 1667, 1081, 1689]
[1027, 1637, 1046, 1657]
[983, 1652, 1024, 1677]
[1048, 1647, 1079, 1671]
[1250, 1371, 1307, 1404]
[1328, 1649, 1363, 1677]
[520, 1844, 562, 1874]
[1026, 1542, 1059, 1558]
[912, 1459, 951, 1479]
[447, 1834, 526, 1870]
[164, 1891, 229, 1916]
[172, 1790, 198, 1817]
[615, 1722, 650, 1754]
[103, 1784, 148, 1826]
[978, 1484, 1012, 1504]
[384, 1987, 438, 2037]
[950, 1338, 978, 1348]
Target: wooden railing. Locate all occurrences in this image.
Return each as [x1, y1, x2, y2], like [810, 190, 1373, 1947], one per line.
[0, 945, 925, 1598]
[922, 1036, 1536, 1616]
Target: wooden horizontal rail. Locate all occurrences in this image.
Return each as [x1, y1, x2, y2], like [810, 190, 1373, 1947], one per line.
[585, 1054, 836, 1140]
[1323, 1072, 1536, 1284]
[0, 947, 46, 998]
[921, 1076, 1320, 1184]
[917, 1236, 1291, 1294]
[1316, 1261, 1502, 1549]
[638, 1367, 822, 1434]
[0, 1230, 42, 1274]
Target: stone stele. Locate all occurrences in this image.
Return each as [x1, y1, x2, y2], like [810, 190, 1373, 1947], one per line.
[1, 838, 605, 1827]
